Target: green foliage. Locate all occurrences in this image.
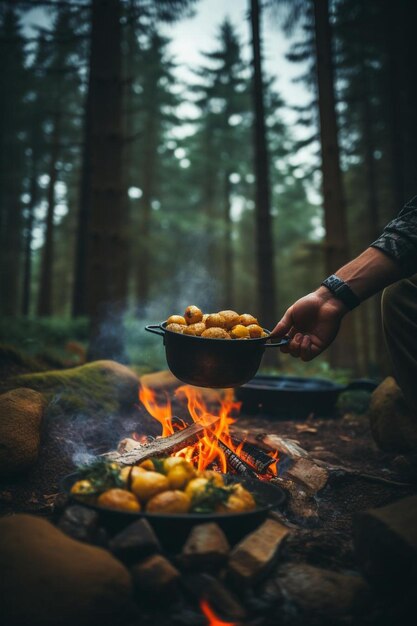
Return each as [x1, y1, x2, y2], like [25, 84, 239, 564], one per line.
[0, 317, 88, 357]
[77, 458, 124, 493]
[336, 390, 372, 416]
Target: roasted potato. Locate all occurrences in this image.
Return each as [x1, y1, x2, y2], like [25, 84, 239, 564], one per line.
[185, 477, 209, 500]
[119, 466, 145, 484]
[131, 471, 170, 502]
[167, 466, 193, 489]
[166, 315, 186, 326]
[163, 457, 194, 475]
[146, 490, 191, 514]
[98, 488, 141, 512]
[202, 470, 225, 487]
[247, 324, 263, 338]
[166, 323, 185, 334]
[218, 310, 240, 329]
[205, 313, 227, 329]
[183, 322, 206, 336]
[139, 459, 155, 471]
[184, 305, 203, 324]
[230, 324, 250, 339]
[70, 479, 95, 496]
[201, 327, 230, 339]
[238, 314, 259, 327]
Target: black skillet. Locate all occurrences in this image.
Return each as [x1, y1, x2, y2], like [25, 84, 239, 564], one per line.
[62, 472, 286, 548]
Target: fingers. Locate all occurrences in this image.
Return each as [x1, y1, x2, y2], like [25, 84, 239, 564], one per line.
[284, 333, 315, 361]
[270, 307, 294, 339]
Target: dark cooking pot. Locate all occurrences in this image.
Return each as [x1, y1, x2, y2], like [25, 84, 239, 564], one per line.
[145, 322, 290, 388]
[62, 472, 286, 549]
[236, 375, 378, 419]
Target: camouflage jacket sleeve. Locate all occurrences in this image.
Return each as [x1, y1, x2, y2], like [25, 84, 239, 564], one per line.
[370, 195, 417, 275]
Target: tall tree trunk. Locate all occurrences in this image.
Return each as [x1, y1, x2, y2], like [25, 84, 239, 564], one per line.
[136, 114, 156, 308]
[223, 171, 233, 308]
[87, 0, 127, 361]
[37, 111, 61, 316]
[249, 0, 277, 332]
[313, 0, 356, 370]
[21, 154, 39, 316]
[72, 86, 92, 317]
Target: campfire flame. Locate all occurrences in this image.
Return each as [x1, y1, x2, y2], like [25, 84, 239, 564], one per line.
[200, 599, 237, 626]
[137, 384, 278, 477]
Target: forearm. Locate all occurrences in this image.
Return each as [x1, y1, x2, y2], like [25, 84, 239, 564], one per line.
[321, 246, 404, 304]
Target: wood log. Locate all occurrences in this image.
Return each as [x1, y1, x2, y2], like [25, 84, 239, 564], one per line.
[217, 440, 258, 478]
[229, 435, 275, 474]
[286, 458, 329, 494]
[105, 415, 220, 465]
[231, 429, 309, 459]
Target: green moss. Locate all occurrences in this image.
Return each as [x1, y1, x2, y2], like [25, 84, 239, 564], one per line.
[11, 360, 139, 418]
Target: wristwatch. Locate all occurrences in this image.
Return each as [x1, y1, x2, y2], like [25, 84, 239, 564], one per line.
[321, 274, 361, 310]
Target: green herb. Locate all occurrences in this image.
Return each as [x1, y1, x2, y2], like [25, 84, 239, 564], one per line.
[190, 480, 231, 514]
[77, 458, 123, 492]
[150, 457, 166, 474]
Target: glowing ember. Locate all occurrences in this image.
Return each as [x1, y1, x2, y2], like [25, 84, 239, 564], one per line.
[136, 384, 278, 477]
[200, 599, 237, 626]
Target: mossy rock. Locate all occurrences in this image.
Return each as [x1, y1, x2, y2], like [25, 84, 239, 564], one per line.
[12, 360, 139, 418]
[369, 377, 417, 452]
[0, 515, 132, 626]
[0, 387, 45, 477]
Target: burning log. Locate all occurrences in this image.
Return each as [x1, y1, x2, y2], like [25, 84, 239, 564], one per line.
[230, 435, 276, 474]
[232, 430, 309, 460]
[216, 440, 258, 479]
[106, 415, 220, 466]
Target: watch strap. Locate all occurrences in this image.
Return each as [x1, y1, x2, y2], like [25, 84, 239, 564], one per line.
[321, 274, 361, 310]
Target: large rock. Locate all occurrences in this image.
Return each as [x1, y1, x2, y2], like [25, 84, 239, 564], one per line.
[277, 563, 369, 623]
[13, 360, 139, 417]
[354, 495, 417, 596]
[0, 388, 45, 477]
[0, 515, 132, 626]
[369, 376, 417, 452]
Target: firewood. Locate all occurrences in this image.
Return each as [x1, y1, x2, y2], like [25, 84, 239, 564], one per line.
[180, 522, 230, 571]
[217, 440, 258, 478]
[271, 477, 320, 527]
[229, 435, 275, 474]
[105, 415, 220, 465]
[232, 430, 309, 460]
[286, 458, 329, 494]
[131, 554, 180, 599]
[228, 518, 290, 584]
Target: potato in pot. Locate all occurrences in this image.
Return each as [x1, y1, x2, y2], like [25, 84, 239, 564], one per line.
[131, 471, 169, 502]
[98, 488, 141, 512]
[146, 490, 191, 514]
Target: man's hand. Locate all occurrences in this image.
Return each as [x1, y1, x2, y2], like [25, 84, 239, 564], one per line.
[270, 287, 348, 360]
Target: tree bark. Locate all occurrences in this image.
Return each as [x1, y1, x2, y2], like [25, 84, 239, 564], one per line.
[37, 111, 61, 316]
[223, 171, 233, 308]
[21, 154, 39, 316]
[313, 0, 356, 370]
[86, 0, 128, 361]
[249, 0, 277, 332]
[72, 85, 92, 317]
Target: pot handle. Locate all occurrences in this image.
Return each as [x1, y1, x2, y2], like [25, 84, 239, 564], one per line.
[264, 335, 291, 348]
[145, 324, 165, 337]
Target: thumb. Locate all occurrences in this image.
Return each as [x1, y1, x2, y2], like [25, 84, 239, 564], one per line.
[270, 307, 293, 338]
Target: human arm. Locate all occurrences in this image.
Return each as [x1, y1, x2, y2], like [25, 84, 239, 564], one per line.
[271, 246, 404, 361]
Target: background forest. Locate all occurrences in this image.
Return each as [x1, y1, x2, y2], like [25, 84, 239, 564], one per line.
[1, 0, 416, 379]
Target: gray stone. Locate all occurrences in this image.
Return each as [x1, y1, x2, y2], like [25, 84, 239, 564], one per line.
[58, 505, 99, 543]
[278, 563, 369, 622]
[180, 522, 230, 571]
[369, 376, 417, 452]
[354, 495, 417, 595]
[109, 518, 161, 564]
[131, 554, 180, 600]
[0, 514, 132, 626]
